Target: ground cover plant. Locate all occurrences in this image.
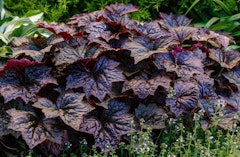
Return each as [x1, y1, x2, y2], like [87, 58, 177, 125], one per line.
[0, 3, 239, 156]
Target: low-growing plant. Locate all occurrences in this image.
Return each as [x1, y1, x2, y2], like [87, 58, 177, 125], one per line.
[0, 3, 239, 156]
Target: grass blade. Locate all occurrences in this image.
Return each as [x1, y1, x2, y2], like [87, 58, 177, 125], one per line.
[213, 0, 232, 15]
[229, 13, 240, 21]
[204, 17, 219, 28]
[184, 0, 200, 15]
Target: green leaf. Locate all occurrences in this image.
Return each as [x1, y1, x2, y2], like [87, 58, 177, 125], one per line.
[184, 0, 200, 15]
[0, 46, 12, 58]
[204, 17, 219, 28]
[10, 24, 38, 38]
[229, 13, 240, 21]
[213, 0, 232, 15]
[0, 0, 4, 20]
[24, 10, 43, 23]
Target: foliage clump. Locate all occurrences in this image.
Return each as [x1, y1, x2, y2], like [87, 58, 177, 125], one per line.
[0, 3, 239, 156]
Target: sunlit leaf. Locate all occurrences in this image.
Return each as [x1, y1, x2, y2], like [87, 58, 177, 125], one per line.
[159, 12, 191, 29]
[6, 109, 62, 149]
[154, 50, 204, 78]
[68, 10, 103, 27]
[66, 57, 125, 101]
[209, 48, 240, 69]
[33, 92, 95, 131]
[192, 29, 234, 47]
[137, 20, 170, 39]
[123, 36, 174, 64]
[0, 59, 57, 103]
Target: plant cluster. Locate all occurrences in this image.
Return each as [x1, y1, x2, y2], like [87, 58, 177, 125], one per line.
[0, 3, 239, 156]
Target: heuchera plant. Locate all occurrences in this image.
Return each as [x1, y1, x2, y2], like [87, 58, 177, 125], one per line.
[0, 3, 239, 156]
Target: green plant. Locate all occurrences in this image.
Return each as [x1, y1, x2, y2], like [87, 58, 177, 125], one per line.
[4, 0, 80, 22]
[0, 1, 52, 59]
[0, 3, 239, 156]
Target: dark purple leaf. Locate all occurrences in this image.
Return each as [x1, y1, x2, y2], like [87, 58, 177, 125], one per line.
[137, 20, 170, 39]
[215, 77, 236, 96]
[38, 21, 76, 41]
[159, 13, 191, 29]
[192, 28, 234, 48]
[209, 48, 240, 69]
[217, 111, 238, 130]
[191, 47, 213, 66]
[38, 130, 68, 157]
[0, 59, 57, 103]
[9, 36, 34, 47]
[12, 48, 45, 62]
[117, 51, 147, 77]
[0, 109, 11, 136]
[103, 3, 138, 25]
[170, 26, 198, 43]
[102, 4, 139, 29]
[104, 3, 139, 16]
[53, 46, 82, 66]
[166, 81, 199, 117]
[79, 99, 134, 151]
[154, 50, 204, 78]
[118, 15, 140, 31]
[9, 37, 45, 62]
[91, 37, 126, 51]
[223, 66, 240, 90]
[33, 92, 95, 131]
[66, 57, 125, 101]
[194, 74, 218, 99]
[135, 103, 166, 129]
[85, 22, 111, 41]
[122, 73, 171, 99]
[53, 44, 103, 66]
[123, 36, 173, 64]
[6, 109, 62, 149]
[46, 34, 65, 46]
[221, 92, 240, 111]
[68, 10, 103, 27]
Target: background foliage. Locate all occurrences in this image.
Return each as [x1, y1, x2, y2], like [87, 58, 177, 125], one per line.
[5, 0, 240, 45]
[4, 0, 240, 23]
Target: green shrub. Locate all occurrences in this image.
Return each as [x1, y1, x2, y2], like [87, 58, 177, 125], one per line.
[4, 0, 80, 22]
[4, 0, 240, 23]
